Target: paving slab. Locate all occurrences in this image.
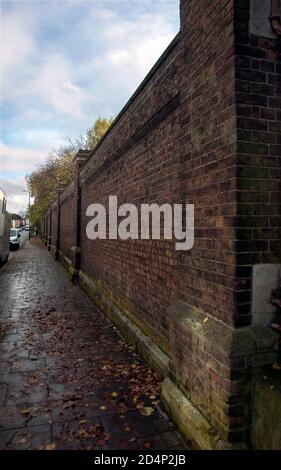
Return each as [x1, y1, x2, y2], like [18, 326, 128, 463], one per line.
[0, 239, 189, 450]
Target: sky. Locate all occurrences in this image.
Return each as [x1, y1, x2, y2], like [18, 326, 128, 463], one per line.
[0, 0, 179, 213]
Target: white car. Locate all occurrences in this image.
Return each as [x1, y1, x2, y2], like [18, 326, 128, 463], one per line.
[9, 228, 20, 250]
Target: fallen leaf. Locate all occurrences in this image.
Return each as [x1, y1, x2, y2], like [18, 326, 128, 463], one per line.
[139, 406, 154, 417]
[63, 400, 75, 409]
[79, 429, 89, 438]
[21, 408, 32, 415]
[99, 405, 107, 410]
[15, 438, 27, 445]
[45, 443, 56, 450]
[111, 391, 118, 398]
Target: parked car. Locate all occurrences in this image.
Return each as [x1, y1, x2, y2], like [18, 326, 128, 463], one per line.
[9, 228, 20, 250]
[25, 226, 30, 231]
[0, 187, 10, 265]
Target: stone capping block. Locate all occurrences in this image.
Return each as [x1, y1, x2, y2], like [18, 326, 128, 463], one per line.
[168, 302, 279, 365]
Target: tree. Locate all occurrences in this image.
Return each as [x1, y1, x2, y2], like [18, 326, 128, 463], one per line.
[27, 116, 114, 227]
[86, 117, 114, 149]
[27, 148, 76, 227]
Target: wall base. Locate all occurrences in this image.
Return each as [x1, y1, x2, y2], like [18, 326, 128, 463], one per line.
[161, 377, 247, 450]
[51, 250, 281, 450]
[78, 270, 169, 375]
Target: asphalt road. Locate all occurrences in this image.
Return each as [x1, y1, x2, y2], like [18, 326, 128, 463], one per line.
[8, 230, 30, 262]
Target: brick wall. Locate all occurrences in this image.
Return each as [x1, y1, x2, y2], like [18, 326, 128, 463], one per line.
[79, 36, 181, 350]
[42, 0, 281, 449]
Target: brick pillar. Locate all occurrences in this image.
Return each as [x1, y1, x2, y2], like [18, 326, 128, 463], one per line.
[55, 187, 64, 261]
[162, 0, 280, 450]
[47, 207, 52, 251]
[70, 150, 90, 280]
[42, 217, 45, 242]
[44, 213, 48, 246]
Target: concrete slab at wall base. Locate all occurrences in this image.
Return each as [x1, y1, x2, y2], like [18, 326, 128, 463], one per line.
[161, 378, 246, 450]
[58, 251, 78, 281]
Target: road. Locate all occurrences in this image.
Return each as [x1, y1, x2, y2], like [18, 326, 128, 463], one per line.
[8, 230, 30, 263]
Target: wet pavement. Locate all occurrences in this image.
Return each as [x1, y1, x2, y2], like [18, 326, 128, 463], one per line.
[0, 239, 189, 450]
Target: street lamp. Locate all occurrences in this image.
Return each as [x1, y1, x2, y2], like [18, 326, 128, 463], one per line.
[22, 189, 31, 240]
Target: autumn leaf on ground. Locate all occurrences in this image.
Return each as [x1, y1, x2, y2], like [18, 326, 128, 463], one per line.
[143, 442, 151, 449]
[21, 407, 32, 415]
[14, 437, 28, 445]
[99, 405, 107, 410]
[45, 443, 56, 450]
[63, 400, 75, 409]
[139, 406, 154, 416]
[111, 391, 118, 398]
[78, 429, 89, 438]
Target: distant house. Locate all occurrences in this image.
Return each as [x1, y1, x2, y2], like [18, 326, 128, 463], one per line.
[10, 214, 25, 229]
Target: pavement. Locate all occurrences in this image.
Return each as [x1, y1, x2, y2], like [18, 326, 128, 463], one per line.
[0, 238, 190, 450]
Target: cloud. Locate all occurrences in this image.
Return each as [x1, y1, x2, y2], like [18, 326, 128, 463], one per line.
[1, 0, 179, 206]
[79, 7, 177, 99]
[0, 5, 36, 77]
[0, 136, 65, 173]
[25, 55, 87, 119]
[0, 176, 32, 214]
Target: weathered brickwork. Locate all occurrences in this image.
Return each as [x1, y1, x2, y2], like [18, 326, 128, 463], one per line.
[41, 0, 281, 449]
